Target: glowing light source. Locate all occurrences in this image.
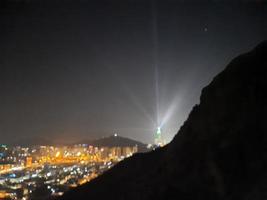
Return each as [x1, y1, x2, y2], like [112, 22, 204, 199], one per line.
[154, 126, 163, 146]
[55, 152, 60, 158]
[157, 127, 161, 136]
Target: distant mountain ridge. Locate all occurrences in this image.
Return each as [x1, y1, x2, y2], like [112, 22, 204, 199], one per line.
[59, 41, 267, 200]
[8, 135, 147, 151]
[78, 135, 148, 152]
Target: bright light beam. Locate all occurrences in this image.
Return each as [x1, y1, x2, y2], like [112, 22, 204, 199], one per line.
[151, 0, 160, 127]
[151, 1, 182, 140]
[159, 95, 181, 128]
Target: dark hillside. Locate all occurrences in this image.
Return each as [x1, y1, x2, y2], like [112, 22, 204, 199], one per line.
[60, 41, 267, 200]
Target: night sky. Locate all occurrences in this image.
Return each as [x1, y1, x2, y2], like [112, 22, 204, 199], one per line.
[0, 0, 266, 144]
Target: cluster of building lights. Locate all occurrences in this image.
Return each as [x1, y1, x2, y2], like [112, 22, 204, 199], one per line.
[0, 143, 138, 200]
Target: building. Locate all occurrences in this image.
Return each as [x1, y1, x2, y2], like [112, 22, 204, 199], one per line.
[154, 127, 164, 146]
[25, 157, 32, 167]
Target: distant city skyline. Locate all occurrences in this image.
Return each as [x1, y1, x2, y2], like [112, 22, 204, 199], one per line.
[0, 0, 266, 144]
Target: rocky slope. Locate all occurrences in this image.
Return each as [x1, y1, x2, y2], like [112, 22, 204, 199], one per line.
[59, 41, 267, 200]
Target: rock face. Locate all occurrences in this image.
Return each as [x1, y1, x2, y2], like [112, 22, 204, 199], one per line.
[59, 41, 267, 200]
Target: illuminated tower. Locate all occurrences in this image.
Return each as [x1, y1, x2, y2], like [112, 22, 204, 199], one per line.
[154, 127, 163, 146]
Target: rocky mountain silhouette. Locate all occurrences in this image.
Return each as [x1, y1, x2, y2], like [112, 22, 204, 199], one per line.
[59, 41, 267, 200]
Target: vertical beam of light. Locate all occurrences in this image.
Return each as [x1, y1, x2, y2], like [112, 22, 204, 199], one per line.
[151, 0, 180, 141]
[155, 65, 160, 126]
[151, 0, 160, 127]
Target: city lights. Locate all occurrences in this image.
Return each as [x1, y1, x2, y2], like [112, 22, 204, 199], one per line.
[0, 143, 140, 200]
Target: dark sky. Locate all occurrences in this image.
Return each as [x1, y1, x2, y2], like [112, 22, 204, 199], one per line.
[0, 0, 266, 144]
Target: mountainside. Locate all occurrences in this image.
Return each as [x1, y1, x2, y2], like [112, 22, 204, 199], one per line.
[59, 41, 267, 200]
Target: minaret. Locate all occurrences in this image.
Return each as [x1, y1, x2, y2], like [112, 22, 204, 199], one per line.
[155, 126, 162, 146]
